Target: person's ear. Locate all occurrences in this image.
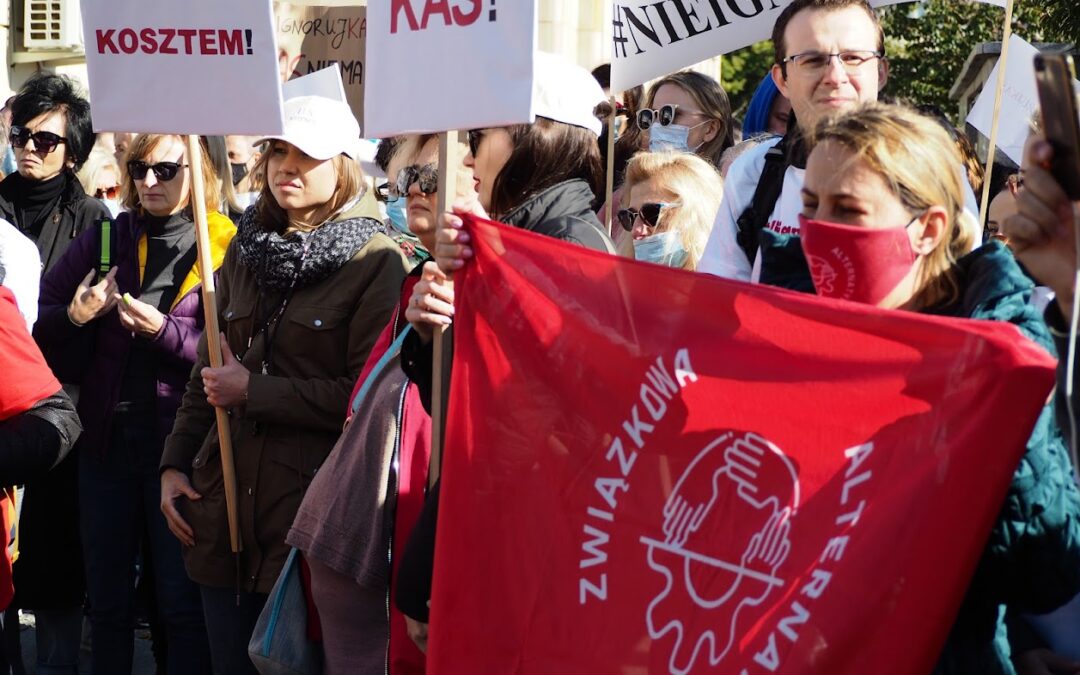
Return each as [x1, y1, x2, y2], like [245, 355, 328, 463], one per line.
[877, 57, 889, 93]
[912, 206, 947, 255]
[771, 63, 789, 98]
[701, 119, 720, 144]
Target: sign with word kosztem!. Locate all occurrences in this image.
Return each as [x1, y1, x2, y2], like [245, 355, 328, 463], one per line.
[365, 0, 537, 137]
[610, 0, 1007, 92]
[81, 0, 284, 135]
[275, 2, 368, 133]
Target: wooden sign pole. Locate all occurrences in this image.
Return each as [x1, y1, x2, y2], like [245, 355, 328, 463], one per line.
[605, 96, 617, 234]
[186, 135, 242, 554]
[978, 0, 1016, 227]
[429, 130, 463, 490]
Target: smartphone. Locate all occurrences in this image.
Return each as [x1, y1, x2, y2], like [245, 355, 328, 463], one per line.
[1034, 54, 1080, 200]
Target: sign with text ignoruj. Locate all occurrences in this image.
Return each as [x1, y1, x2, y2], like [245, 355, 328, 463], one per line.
[365, 0, 537, 137]
[967, 35, 1076, 165]
[80, 0, 284, 135]
[611, 0, 1006, 92]
[275, 2, 367, 134]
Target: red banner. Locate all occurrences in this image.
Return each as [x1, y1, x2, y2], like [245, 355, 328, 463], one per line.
[428, 216, 1056, 674]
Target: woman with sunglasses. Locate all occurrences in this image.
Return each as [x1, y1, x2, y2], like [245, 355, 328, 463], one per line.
[158, 96, 407, 674]
[76, 146, 123, 216]
[617, 151, 723, 271]
[34, 133, 234, 674]
[799, 103, 1080, 673]
[0, 73, 109, 275]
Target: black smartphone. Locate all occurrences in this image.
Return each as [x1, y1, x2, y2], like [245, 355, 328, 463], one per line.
[1034, 53, 1080, 200]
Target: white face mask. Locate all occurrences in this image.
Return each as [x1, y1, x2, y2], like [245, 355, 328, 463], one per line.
[633, 230, 689, 269]
[101, 198, 122, 217]
[648, 120, 709, 154]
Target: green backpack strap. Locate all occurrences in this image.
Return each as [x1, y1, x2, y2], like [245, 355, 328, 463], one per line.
[97, 219, 112, 276]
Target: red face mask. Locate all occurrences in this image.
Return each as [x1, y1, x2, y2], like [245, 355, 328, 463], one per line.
[798, 213, 917, 306]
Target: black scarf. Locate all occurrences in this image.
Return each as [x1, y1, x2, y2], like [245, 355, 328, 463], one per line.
[236, 205, 389, 292]
[11, 171, 67, 236]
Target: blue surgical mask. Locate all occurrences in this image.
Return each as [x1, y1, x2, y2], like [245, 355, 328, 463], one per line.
[385, 195, 410, 234]
[648, 121, 707, 153]
[633, 230, 688, 268]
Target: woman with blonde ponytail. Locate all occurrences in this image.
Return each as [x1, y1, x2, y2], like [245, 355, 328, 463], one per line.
[799, 102, 1080, 674]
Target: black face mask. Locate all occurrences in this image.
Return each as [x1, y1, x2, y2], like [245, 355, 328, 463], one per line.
[231, 162, 248, 186]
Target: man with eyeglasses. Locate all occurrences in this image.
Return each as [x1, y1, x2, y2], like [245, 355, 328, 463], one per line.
[697, 0, 888, 284]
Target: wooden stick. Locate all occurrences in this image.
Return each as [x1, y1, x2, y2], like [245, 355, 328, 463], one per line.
[186, 135, 242, 554]
[978, 0, 1016, 226]
[429, 130, 462, 490]
[604, 95, 617, 234]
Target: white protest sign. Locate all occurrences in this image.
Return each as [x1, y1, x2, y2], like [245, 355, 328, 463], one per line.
[81, 0, 284, 135]
[611, 0, 1006, 92]
[365, 0, 537, 137]
[283, 65, 348, 102]
[966, 35, 1074, 164]
[275, 2, 367, 133]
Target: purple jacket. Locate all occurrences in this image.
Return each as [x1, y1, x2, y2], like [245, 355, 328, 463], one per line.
[35, 209, 236, 456]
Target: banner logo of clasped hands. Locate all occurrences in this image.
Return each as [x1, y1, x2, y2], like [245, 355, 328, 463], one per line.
[642, 432, 801, 675]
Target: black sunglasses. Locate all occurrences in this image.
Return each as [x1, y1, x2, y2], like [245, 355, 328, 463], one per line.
[395, 163, 438, 196]
[617, 202, 679, 232]
[127, 160, 188, 182]
[467, 129, 485, 157]
[9, 126, 66, 154]
[374, 181, 393, 203]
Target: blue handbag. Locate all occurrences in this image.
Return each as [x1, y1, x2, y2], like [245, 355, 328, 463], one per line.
[248, 548, 322, 675]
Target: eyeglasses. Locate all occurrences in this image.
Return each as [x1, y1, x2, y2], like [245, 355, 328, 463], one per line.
[636, 105, 706, 131]
[127, 160, 188, 182]
[9, 126, 67, 154]
[374, 181, 393, 203]
[782, 50, 883, 75]
[95, 186, 120, 200]
[617, 202, 681, 232]
[395, 163, 438, 197]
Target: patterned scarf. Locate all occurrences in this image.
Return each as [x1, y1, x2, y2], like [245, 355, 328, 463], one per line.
[236, 205, 389, 291]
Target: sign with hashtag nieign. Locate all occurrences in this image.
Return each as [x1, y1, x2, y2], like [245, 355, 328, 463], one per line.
[80, 0, 284, 134]
[611, 0, 1006, 92]
[364, 0, 537, 136]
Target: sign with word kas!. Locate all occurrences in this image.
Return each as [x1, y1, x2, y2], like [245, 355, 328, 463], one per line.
[611, 0, 1009, 92]
[365, 0, 537, 137]
[81, 0, 284, 135]
[275, 2, 368, 133]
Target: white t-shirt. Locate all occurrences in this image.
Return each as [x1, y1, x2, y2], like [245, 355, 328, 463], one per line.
[0, 219, 41, 331]
[697, 136, 982, 282]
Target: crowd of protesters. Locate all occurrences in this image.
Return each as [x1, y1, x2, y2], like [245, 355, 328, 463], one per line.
[1, 0, 1080, 673]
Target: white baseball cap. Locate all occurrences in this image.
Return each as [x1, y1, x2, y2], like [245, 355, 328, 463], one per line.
[532, 52, 606, 137]
[254, 95, 361, 160]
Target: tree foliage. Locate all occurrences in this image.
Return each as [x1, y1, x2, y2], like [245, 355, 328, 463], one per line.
[721, 0, 1079, 124]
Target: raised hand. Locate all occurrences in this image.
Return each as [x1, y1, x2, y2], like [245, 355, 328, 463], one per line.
[68, 267, 119, 326]
[405, 261, 455, 345]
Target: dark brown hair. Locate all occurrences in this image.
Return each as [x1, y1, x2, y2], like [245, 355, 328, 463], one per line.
[772, 0, 884, 68]
[488, 118, 603, 218]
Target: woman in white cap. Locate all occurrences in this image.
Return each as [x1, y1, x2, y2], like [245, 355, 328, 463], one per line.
[394, 51, 615, 651]
[158, 95, 408, 674]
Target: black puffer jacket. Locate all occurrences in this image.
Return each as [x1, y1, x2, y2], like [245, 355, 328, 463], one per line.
[500, 179, 613, 254]
[0, 170, 111, 275]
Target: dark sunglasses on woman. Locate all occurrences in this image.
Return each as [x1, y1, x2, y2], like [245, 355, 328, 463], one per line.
[9, 126, 66, 154]
[467, 129, 485, 157]
[127, 160, 188, 182]
[617, 202, 680, 232]
[395, 163, 438, 196]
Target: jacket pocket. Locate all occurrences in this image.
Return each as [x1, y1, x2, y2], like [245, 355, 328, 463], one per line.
[286, 307, 348, 332]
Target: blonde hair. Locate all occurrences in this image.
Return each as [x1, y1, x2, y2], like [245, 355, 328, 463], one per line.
[253, 140, 363, 233]
[119, 134, 222, 215]
[76, 146, 120, 197]
[809, 103, 976, 309]
[621, 151, 724, 271]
